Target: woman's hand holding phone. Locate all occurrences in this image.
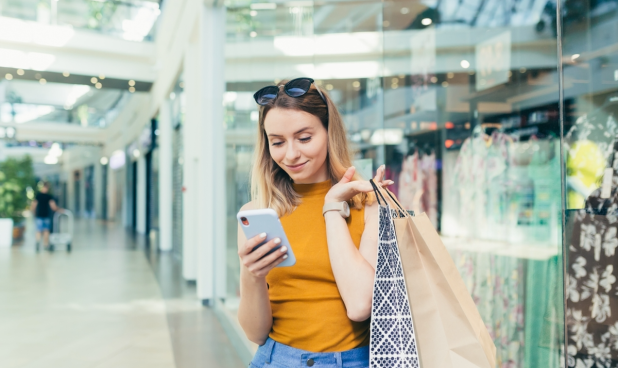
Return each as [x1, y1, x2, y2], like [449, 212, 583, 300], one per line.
[238, 232, 289, 279]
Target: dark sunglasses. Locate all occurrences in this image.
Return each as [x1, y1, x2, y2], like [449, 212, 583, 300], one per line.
[253, 77, 326, 106]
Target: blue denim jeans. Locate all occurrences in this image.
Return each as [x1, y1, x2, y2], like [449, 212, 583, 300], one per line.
[250, 338, 369, 368]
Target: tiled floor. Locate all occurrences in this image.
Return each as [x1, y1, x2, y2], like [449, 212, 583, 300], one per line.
[0, 218, 244, 368]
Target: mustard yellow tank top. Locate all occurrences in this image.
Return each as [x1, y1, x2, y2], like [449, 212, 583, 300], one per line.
[265, 180, 370, 352]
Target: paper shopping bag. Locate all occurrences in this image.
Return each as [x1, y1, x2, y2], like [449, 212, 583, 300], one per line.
[369, 180, 496, 368]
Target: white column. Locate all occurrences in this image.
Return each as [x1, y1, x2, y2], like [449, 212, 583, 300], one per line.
[183, 35, 199, 282]
[159, 101, 173, 251]
[94, 162, 103, 219]
[136, 156, 147, 234]
[192, 3, 227, 302]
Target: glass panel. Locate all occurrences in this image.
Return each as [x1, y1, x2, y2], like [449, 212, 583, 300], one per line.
[383, 0, 565, 366]
[0, 0, 160, 41]
[561, 1, 618, 367]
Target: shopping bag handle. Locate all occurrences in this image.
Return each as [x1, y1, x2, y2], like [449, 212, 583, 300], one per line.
[369, 179, 387, 206]
[369, 179, 409, 217]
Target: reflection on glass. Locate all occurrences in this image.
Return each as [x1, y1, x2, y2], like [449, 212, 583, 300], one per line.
[562, 1, 618, 367]
[0, 0, 160, 41]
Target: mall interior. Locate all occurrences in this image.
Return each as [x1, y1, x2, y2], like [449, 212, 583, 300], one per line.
[1, 0, 618, 367]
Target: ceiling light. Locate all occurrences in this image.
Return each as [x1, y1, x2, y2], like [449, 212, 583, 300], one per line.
[100, 157, 109, 165]
[5, 73, 13, 80]
[39, 78, 46, 84]
[352, 81, 360, 88]
[250, 31, 257, 37]
[421, 18, 432, 26]
[16, 69, 25, 76]
[430, 76, 438, 83]
[250, 10, 258, 16]
[250, 3, 276, 10]
[128, 80, 136, 86]
[91, 77, 98, 84]
[95, 82, 102, 89]
[63, 71, 70, 77]
[460, 60, 470, 69]
[400, 7, 409, 14]
[441, 81, 449, 87]
[129, 87, 136, 93]
[99, 74, 105, 80]
[49, 143, 63, 157]
[44, 156, 58, 165]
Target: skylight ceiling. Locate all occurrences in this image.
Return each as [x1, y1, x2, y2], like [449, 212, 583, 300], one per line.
[0, 0, 161, 41]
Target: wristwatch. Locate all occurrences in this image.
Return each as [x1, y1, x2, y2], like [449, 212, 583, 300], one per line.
[322, 201, 350, 218]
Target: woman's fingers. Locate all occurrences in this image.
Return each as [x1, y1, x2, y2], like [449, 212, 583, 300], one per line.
[339, 166, 356, 184]
[243, 238, 282, 265]
[373, 164, 385, 182]
[239, 232, 267, 256]
[250, 245, 288, 274]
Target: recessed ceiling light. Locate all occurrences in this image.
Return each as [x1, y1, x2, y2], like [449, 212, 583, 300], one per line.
[91, 77, 98, 84]
[430, 76, 438, 83]
[129, 87, 136, 93]
[352, 81, 360, 88]
[99, 74, 105, 80]
[95, 82, 102, 89]
[63, 71, 70, 77]
[128, 80, 136, 87]
[39, 78, 47, 84]
[5, 73, 13, 80]
[441, 81, 449, 87]
[16, 69, 25, 76]
[460, 60, 470, 69]
[100, 157, 109, 165]
[421, 18, 432, 26]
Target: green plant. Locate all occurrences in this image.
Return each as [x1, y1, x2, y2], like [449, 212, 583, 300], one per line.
[0, 156, 36, 222]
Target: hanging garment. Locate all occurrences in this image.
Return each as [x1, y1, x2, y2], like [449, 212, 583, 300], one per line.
[566, 133, 618, 367]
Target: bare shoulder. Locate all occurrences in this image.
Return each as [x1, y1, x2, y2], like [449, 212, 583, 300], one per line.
[239, 201, 257, 212]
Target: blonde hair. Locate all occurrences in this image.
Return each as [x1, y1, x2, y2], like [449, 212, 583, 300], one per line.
[250, 81, 367, 216]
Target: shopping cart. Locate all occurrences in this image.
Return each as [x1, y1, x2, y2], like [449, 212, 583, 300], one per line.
[48, 210, 74, 252]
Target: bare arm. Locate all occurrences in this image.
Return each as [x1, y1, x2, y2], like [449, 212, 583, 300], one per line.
[323, 165, 391, 322]
[236, 202, 288, 345]
[49, 200, 62, 212]
[324, 199, 379, 321]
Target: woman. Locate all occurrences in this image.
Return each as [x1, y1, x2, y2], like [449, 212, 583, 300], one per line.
[237, 78, 393, 368]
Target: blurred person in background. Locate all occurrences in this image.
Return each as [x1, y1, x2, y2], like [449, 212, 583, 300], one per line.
[30, 182, 62, 251]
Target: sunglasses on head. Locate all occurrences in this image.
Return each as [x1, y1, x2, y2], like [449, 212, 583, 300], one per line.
[253, 77, 326, 106]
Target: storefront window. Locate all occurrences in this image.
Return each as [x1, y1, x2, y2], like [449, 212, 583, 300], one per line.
[562, 2, 618, 367]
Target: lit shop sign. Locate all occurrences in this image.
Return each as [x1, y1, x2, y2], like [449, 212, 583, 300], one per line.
[0, 126, 16, 139]
[476, 31, 511, 91]
[109, 150, 126, 170]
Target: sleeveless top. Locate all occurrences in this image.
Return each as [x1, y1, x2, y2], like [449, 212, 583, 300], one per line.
[265, 180, 370, 352]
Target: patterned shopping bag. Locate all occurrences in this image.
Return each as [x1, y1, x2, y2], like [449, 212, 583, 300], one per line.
[369, 181, 421, 368]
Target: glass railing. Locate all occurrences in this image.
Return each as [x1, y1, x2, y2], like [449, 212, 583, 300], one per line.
[0, 0, 161, 41]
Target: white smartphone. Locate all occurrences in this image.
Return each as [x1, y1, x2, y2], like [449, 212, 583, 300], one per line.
[237, 208, 296, 267]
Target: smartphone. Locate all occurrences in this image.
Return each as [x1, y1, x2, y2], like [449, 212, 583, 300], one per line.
[237, 208, 296, 267]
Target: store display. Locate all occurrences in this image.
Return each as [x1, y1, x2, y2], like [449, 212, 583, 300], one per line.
[398, 145, 438, 228]
[566, 134, 618, 368]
